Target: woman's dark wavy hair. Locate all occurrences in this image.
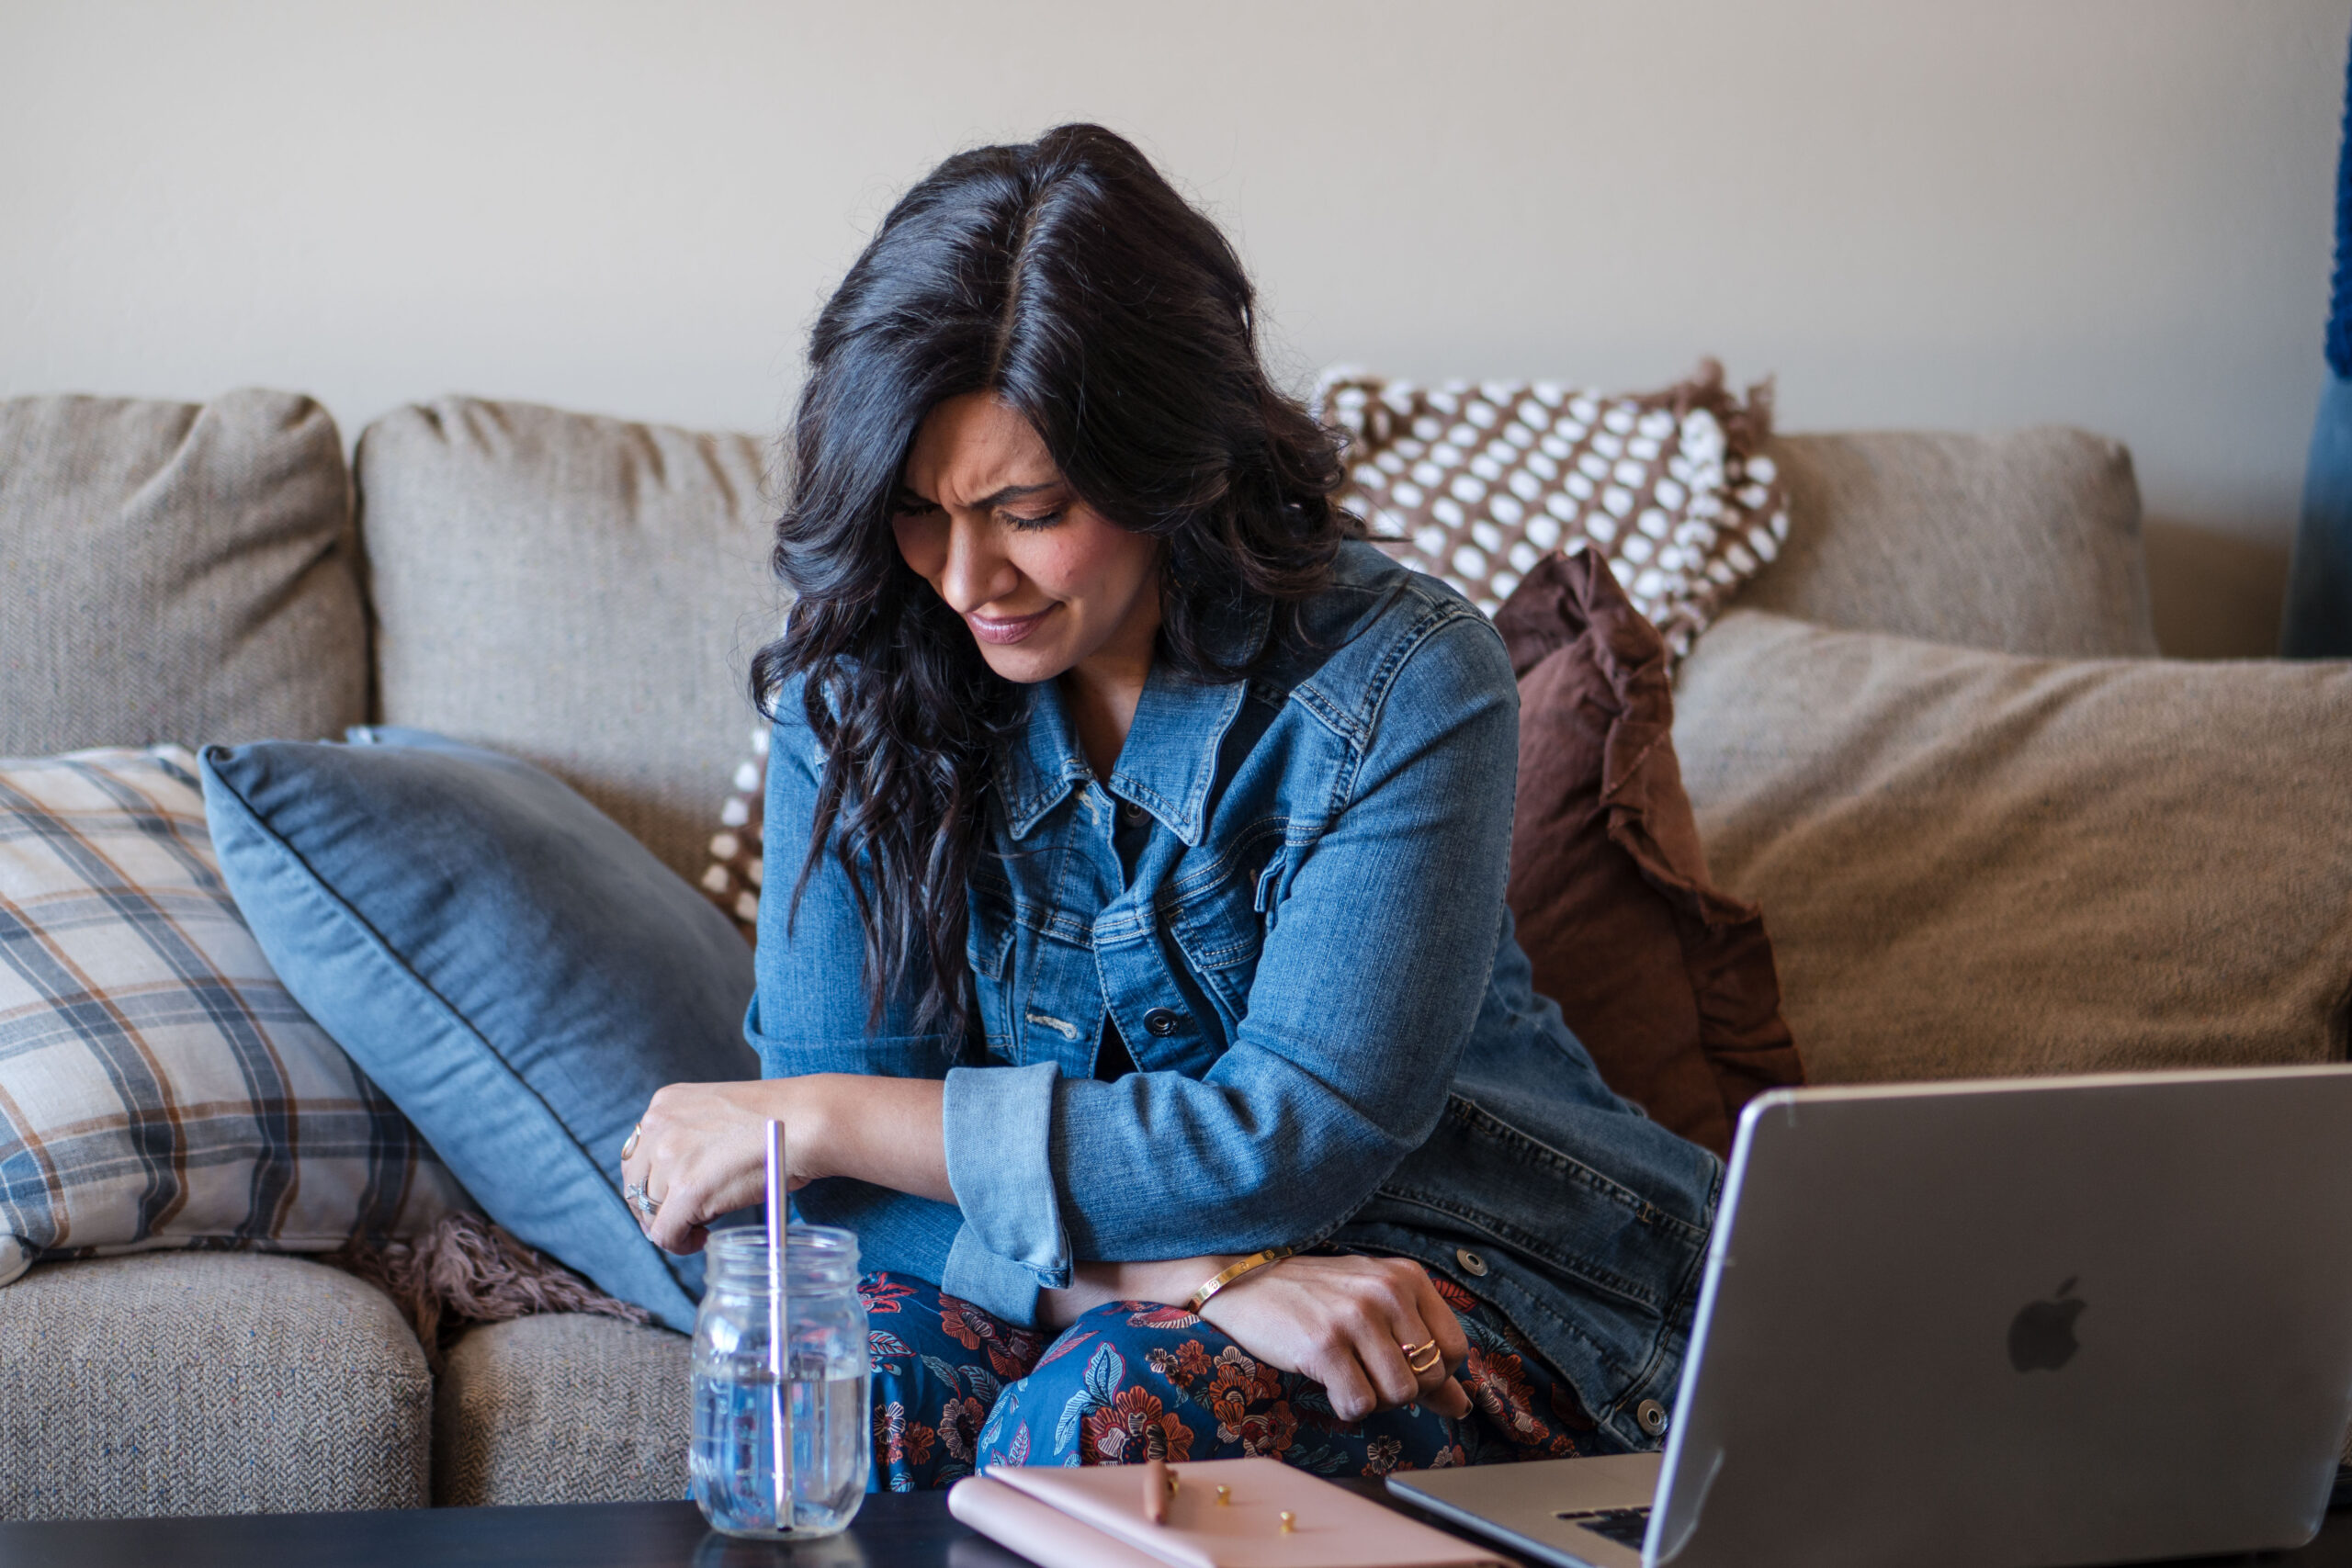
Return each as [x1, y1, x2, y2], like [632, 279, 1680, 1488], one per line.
[751, 123, 1359, 1039]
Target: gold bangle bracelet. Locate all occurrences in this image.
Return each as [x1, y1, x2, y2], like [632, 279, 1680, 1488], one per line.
[1185, 1247, 1295, 1314]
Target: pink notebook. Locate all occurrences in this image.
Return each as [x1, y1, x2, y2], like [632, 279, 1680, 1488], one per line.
[946, 1457, 1512, 1568]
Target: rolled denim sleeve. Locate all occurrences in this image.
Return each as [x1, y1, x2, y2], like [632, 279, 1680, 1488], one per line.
[942, 1060, 1068, 1285]
[941, 612, 1521, 1270]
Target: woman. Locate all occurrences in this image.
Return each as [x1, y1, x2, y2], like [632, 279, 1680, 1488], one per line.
[621, 124, 1720, 1489]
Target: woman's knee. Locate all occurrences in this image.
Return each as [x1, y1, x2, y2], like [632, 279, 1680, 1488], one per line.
[861, 1273, 1044, 1491]
[977, 1302, 1226, 1466]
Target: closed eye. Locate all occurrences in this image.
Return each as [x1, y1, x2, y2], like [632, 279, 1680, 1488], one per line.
[1003, 508, 1065, 532]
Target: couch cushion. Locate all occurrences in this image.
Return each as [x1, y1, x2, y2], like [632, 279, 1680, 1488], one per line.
[433, 1313, 688, 1506]
[356, 400, 783, 882]
[1672, 610, 2352, 1084]
[1745, 428, 2159, 658]
[0, 390, 368, 754]
[0, 1251, 430, 1518]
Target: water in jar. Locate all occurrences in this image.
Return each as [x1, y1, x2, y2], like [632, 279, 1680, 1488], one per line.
[690, 1357, 868, 1536]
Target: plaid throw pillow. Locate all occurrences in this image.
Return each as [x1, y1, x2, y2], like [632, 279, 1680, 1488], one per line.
[1317, 360, 1789, 655]
[0, 747, 468, 1285]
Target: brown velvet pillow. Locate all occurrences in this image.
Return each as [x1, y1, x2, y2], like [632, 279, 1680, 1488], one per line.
[1498, 550, 1804, 1156]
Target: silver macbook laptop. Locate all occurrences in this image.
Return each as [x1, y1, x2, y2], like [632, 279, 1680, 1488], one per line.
[1389, 1067, 2352, 1568]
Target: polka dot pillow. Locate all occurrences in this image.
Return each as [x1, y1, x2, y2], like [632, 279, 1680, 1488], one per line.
[700, 726, 767, 942]
[1316, 359, 1788, 657]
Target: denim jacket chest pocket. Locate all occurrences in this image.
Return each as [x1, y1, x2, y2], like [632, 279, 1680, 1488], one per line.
[1161, 825, 1300, 1036]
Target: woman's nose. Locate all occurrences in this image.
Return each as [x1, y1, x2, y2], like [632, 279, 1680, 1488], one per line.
[937, 515, 1019, 612]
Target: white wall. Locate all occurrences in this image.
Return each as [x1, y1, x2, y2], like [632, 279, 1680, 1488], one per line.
[4, 0, 2345, 653]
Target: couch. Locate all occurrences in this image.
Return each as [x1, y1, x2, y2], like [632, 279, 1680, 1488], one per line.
[3, 388, 2346, 1519]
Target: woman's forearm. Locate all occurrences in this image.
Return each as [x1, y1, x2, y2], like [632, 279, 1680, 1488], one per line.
[628, 1071, 1234, 1314]
[800, 1073, 955, 1203]
[803, 1076, 1232, 1326]
[799, 1081, 1250, 1325]
[623, 1073, 951, 1253]
[797, 1077, 1253, 1318]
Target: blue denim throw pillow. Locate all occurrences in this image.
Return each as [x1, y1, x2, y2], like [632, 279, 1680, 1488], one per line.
[199, 728, 757, 1331]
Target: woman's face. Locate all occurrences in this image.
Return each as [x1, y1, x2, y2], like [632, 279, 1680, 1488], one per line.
[893, 392, 1160, 686]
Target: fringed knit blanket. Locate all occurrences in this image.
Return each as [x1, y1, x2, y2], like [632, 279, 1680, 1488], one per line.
[325, 1213, 653, 1372]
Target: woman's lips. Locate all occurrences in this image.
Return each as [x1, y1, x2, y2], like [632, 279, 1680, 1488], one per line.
[966, 604, 1057, 646]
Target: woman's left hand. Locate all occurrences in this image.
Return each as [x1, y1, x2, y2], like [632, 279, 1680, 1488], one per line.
[1195, 1253, 1473, 1422]
[620, 1079, 812, 1254]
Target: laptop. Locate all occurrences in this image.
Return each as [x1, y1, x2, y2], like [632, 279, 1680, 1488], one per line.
[1388, 1067, 2352, 1568]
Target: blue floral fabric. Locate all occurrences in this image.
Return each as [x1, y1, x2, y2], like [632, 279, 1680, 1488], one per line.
[860, 1269, 1609, 1492]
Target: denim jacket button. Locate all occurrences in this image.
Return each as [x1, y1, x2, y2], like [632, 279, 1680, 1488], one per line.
[1143, 1008, 1182, 1037]
[1454, 1247, 1488, 1278]
[1635, 1399, 1670, 1438]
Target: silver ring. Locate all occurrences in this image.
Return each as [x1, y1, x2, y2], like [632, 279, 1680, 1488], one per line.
[625, 1179, 661, 1221]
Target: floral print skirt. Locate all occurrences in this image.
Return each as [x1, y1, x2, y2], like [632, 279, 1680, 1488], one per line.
[859, 1269, 1614, 1492]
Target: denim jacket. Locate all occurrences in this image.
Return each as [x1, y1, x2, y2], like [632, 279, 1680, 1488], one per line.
[749, 541, 1722, 1452]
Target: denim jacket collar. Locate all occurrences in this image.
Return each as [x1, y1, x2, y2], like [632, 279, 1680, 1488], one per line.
[999, 596, 1271, 847]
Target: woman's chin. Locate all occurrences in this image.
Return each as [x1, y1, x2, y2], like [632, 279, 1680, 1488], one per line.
[978, 642, 1075, 685]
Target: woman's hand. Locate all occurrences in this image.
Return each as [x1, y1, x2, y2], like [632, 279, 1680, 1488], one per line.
[1196, 1254, 1472, 1423]
[620, 1074, 953, 1254]
[1046, 1252, 1473, 1422]
[620, 1080, 809, 1255]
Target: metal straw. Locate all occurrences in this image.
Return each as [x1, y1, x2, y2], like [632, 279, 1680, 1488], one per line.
[764, 1118, 791, 1531]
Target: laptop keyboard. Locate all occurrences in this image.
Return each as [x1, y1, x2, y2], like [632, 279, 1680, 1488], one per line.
[1556, 1506, 1652, 1550]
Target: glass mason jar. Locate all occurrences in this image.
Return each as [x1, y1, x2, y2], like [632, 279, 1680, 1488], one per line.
[690, 1224, 869, 1539]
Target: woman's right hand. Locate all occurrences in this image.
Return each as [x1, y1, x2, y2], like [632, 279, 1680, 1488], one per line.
[1194, 1254, 1472, 1423]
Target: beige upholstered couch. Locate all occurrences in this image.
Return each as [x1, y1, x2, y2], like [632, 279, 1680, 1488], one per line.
[3, 389, 2346, 1520]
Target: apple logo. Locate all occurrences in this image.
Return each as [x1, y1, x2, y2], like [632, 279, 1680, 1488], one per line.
[2008, 1278, 2086, 1372]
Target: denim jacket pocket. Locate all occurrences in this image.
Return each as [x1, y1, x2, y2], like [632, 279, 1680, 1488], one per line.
[1164, 882, 1262, 1032]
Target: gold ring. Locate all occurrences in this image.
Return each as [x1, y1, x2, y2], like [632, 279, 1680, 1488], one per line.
[1403, 1339, 1442, 1373]
[620, 1122, 642, 1161]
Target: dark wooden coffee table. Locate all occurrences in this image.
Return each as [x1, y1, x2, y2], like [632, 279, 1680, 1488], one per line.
[5, 1488, 2352, 1566]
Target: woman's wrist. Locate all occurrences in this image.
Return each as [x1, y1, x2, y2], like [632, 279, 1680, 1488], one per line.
[765, 1074, 839, 1184]
[1182, 1247, 1293, 1314]
[1044, 1256, 1246, 1329]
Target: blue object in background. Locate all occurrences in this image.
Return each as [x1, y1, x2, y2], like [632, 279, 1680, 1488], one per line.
[2287, 379, 2352, 656]
[200, 727, 759, 1330]
[2282, 24, 2352, 657]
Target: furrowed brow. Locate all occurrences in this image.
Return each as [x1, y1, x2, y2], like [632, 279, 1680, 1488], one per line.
[897, 479, 1060, 511]
[970, 481, 1059, 510]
